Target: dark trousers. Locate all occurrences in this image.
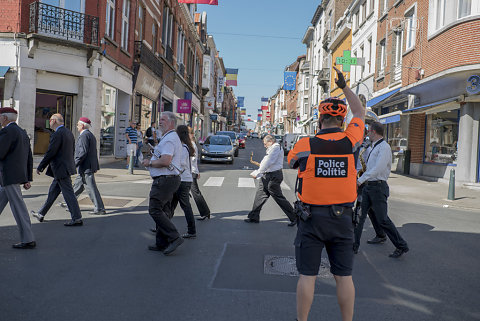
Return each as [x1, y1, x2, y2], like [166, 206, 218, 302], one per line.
[149, 176, 181, 249]
[248, 170, 296, 222]
[354, 184, 385, 247]
[73, 172, 105, 212]
[171, 181, 196, 234]
[191, 173, 210, 218]
[361, 182, 408, 250]
[39, 176, 82, 221]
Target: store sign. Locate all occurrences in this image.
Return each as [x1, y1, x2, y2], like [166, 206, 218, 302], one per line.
[204, 97, 215, 109]
[313, 108, 319, 120]
[177, 99, 192, 114]
[467, 75, 480, 95]
[217, 77, 225, 103]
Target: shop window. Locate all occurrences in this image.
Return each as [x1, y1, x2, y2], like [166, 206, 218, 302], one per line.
[386, 118, 409, 161]
[424, 110, 459, 164]
[100, 85, 116, 156]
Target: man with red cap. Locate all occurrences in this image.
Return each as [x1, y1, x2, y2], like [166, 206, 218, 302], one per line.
[60, 117, 105, 215]
[0, 107, 36, 248]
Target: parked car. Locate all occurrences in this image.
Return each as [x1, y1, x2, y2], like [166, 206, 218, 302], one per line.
[283, 133, 299, 155]
[238, 133, 246, 149]
[252, 132, 259, 139]
[216, 131, 239, 156]
[274, 135, 283, 145]
[200, 135, 235, 164]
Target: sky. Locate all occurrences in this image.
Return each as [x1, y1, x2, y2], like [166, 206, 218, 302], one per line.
[198, 0, 321, 125]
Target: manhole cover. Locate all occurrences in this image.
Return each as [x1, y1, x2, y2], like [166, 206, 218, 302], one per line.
[264, 255, 332, 279]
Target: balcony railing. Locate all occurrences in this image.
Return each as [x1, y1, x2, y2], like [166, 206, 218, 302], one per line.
[178, 63, 185, 77]
[29, 2, 99, 46]
[135, 41, 163, 79]
[166, 46, 173, 65]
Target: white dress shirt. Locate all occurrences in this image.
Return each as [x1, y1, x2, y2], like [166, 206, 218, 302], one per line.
[148, 130, 182, 177]
[258, 143, 284, 174]
[191, 144, 199, 175]
[179, 144, 193, 182]
[357, 139, 392, 185]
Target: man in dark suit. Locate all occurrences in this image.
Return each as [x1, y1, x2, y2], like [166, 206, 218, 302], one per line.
[0, 108, 36, 248]
[32, 113, 83, 226]
[71, 117, 106, 215]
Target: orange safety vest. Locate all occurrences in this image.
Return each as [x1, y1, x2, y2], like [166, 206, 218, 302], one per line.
[287, 118, 365, 205]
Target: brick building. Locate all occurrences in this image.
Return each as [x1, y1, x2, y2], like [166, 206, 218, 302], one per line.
[0, 0, 135, 158]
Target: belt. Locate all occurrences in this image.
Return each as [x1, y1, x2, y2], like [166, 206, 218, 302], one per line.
[366, 180, 386, 185]
[265, 169, 282, 174]
[152, 175, 179, 179]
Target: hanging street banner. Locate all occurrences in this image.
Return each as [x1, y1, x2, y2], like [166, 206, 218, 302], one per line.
[240, 108, 246, 115]
[177, 99, 192, 114]
[178, 0, 218, 5]
[284, 71, 297, 90]
[237, 96, 245, 107]
[225, 68, 238, 86]
[217, 76, 225, 103]
[261, 105, 268, 111]
[261, 97, 269, 103]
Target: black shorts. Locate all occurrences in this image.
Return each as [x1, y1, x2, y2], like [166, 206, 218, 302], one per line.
[294, 206, 354, 276]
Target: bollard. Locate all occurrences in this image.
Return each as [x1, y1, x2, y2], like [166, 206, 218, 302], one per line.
[128, 148, 135, 175]
[447, 168, 455, 200]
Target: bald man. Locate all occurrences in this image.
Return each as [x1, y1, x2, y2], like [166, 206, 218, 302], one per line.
[32, 114, 83, 226]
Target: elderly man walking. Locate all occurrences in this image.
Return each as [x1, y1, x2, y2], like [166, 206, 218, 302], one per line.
[66, 117, 106, 215]
[32, 114, 83, 226]
[244, 134, 296, 226]
[142, 111, 184, 255]
[0, 108, 36, 249]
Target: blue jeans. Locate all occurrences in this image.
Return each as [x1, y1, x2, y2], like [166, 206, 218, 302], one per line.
[135, 142, 143, 166]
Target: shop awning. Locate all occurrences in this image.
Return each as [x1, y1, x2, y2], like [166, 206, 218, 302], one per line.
[402, 97, 458, 113]
[367, 88, 401, 107]
[380, 114, 400, 124]
[0, 66, 10, 78]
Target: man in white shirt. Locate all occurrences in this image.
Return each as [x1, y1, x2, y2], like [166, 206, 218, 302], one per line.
[142, 111, 184, 255]
[357, 122, 409, 258]
[244, 135, 296, 226]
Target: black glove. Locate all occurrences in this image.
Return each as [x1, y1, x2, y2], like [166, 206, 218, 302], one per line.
[333, 66, 346, 89]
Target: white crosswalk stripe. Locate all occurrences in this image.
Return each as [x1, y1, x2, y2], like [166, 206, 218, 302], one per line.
[238, 177, 256, 188]
[280, 181, 291, 190]
[203, 177, 225, 187]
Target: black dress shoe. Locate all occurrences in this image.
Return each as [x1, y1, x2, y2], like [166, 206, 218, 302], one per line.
[12, 241, 36, 249]
[244, 218, 259, 223]
[182, 233, 196, 239]
[287, 219, 297, 227]
[64, 220, 83, 226]
[31, 211, 44, 222]
[353, 244, 359, 254]
[148, 244, 166, 251]
[196, 214, 210, 221]
[89, 210, 107, 215]
[367, 236, 387, 244]
[389, 247, 409, 258]
[163, 237, 184, 255]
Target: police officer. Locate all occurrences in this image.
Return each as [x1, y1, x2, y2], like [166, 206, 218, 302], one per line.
[288, 66, 365, 321]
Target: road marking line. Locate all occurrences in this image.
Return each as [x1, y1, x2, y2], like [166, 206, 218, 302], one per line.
[203, 177, 224, 187]
[132, 179, 152, 184]
[238, 177, 256, 188]
[281, 182, 291, 190]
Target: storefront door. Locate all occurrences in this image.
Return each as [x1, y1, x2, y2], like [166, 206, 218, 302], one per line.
[34, 92, 74, 154]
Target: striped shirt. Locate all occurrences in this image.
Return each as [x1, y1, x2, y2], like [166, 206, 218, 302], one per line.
[125, 126, 137, 144]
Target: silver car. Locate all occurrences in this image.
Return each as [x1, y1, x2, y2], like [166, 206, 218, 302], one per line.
[200, 135, 235, 164]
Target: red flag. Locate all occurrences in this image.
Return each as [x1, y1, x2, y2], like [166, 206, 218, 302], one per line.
[178, 0, 218, 4]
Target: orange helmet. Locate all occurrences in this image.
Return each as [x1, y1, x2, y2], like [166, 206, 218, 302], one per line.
[319, 98, 347, 118]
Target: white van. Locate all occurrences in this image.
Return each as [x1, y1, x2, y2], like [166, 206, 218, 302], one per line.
[283, 133, 299, 155]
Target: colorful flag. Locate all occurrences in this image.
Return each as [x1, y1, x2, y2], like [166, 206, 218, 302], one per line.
[237, 96, 244, 107]
[284, 71, 297, 90]
[225, 68, 238, 86]
[178, 0, 218, 5]
[261, 105, 268, 111]
[257, 114, 262, 117]
[261, 97, 268, 103]
[240, 108, 246, 115]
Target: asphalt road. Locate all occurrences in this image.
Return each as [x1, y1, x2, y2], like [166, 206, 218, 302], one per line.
[0, 137, 479, 321]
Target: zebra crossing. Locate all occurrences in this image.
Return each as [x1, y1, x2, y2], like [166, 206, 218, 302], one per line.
[129, 176, 292, 190]
[203, 176, 291, 190]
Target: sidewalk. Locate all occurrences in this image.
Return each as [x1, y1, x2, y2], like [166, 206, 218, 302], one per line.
[388, 173, 480, 211]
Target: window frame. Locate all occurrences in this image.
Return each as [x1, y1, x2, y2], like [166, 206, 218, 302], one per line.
[152, 22, 158, 53]
[105, 0, 115, 39]
[405, 5, 416, 51]
[121, 0, 130, 50]
[379, 39, 386, 73]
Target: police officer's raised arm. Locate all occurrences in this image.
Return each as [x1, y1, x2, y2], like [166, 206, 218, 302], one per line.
[333, 66, 365, 123]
